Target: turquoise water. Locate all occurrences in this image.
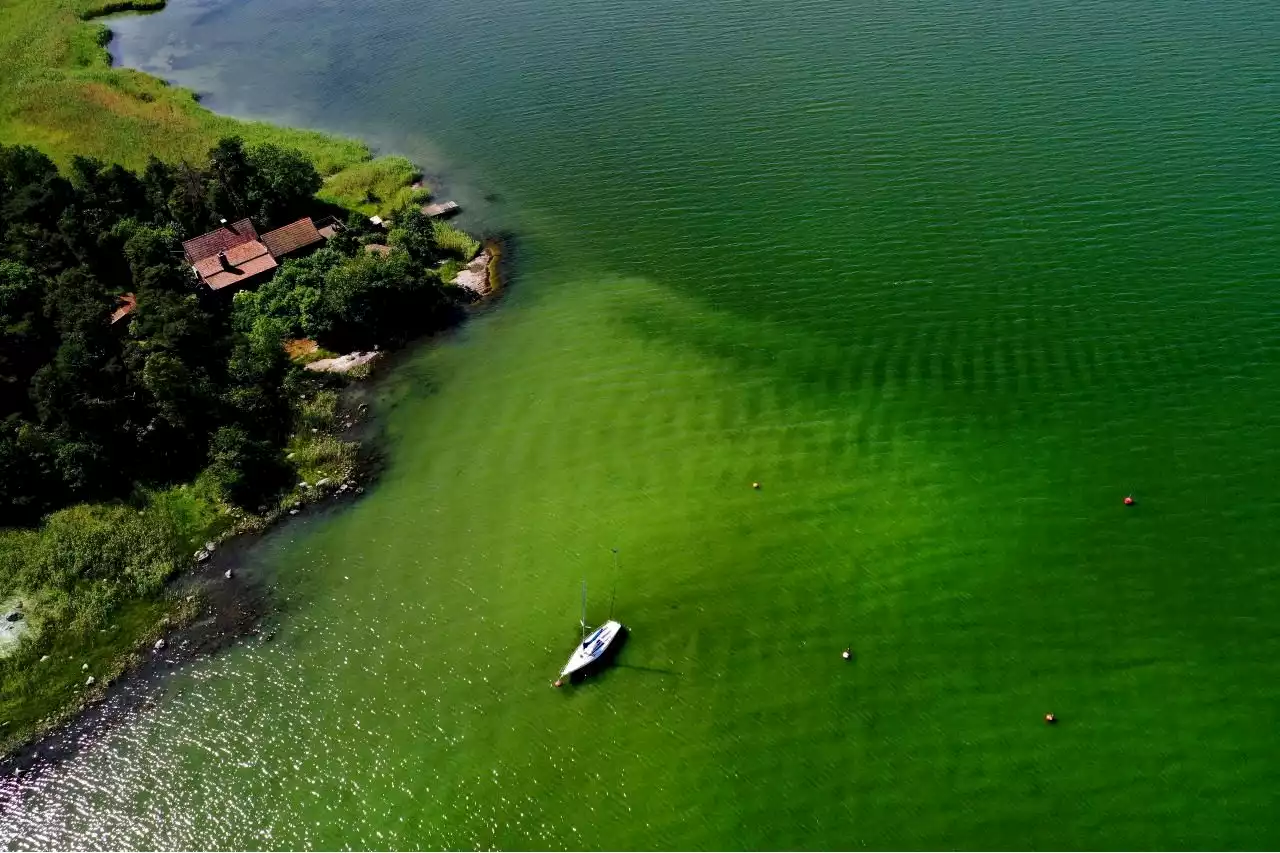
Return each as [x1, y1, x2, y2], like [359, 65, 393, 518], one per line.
[6, 0, 1280, 847]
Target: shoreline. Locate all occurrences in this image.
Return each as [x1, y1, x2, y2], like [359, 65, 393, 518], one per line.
[0, 237, 507, 773]
[0, 352, 391, 782]
[0, 0, 511, 774]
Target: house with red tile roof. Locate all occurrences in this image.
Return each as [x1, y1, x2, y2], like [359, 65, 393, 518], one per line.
[181, 218, 258, 265]
[193, 241, 278, 293]
[184, 217, 338, 294]
[260, 217, 325, 260]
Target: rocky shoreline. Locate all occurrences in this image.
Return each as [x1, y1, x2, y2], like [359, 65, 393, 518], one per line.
[0, 239, 505, 788]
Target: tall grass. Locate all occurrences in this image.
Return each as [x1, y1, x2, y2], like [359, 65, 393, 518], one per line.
[0, 497, 193, 751]
[433, 220, 481, 259]
[0, 0, 412, 211]
[288, 390, 358, 483]
[317, 157, 429, 218]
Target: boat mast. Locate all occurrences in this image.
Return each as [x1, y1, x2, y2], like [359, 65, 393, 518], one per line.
[579, 578, 588, 640]
[609, 548, 619, 619]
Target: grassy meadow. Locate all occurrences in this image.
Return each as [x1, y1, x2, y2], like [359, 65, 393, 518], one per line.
[0, 0, 414, 213]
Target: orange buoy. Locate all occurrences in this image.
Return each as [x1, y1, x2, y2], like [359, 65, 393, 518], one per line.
[1045, 713, 1057, 724]
[1123, 496, 1135, 506]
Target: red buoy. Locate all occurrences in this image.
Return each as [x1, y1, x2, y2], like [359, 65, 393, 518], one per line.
[1123, 496, 1134, 506]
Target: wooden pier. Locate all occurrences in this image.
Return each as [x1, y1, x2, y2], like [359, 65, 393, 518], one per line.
[422, 200, 460, 218]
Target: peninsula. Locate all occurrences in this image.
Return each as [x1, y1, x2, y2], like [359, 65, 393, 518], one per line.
[0, 0, 492, 757]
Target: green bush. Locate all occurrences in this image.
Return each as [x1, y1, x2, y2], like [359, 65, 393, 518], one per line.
[296, 389, 340, 432]
[288, 433, 357, 484]
[204, 425, 290, 509]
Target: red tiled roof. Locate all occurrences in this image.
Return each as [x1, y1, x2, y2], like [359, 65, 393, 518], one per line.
[110, 292, 136, 325]
[181, 219, 259, 264]
[261, 217, 324, 258]
[193, 240, 278, 291]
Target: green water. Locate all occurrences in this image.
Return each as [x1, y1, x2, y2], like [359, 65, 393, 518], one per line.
[7, 0, 1280, 847]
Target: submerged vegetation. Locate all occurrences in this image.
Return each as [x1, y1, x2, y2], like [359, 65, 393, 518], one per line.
[0, 137, 480, 753]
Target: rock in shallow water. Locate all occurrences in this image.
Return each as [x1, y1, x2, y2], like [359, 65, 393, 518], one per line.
[154, 638, 166, 651]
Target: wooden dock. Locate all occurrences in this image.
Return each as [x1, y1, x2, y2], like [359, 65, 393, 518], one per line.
[422, 200, 460, 218]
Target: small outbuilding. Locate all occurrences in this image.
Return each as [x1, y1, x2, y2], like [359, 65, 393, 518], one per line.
[109, 292, 137, 326]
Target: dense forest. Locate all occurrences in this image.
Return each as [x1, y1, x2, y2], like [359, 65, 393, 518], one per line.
[1, 138, 473, 741]
[0, 138, 464, 525]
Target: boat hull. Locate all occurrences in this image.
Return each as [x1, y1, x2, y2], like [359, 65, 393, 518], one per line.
[560, 620, 625, 677]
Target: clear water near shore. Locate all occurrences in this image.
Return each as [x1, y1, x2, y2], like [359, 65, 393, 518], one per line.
[6, 0, 1280, 847]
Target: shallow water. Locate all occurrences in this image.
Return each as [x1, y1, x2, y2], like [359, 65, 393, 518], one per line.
[6, 0, 1280, 847]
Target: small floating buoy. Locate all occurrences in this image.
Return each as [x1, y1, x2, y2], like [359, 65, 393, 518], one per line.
[752, 482, 761, 490]
[553, 680, 563, 689]
[1123, 495, 1135, 506]
[1045, 713, 1057, 724]
[841, 648, 852, 661]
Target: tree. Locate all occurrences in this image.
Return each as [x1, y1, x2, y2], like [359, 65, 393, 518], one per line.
[68, 157, 147, 221]
[387, 208, 437, 266]
[165, 160, 214, 236]
[0, 260, 54, 413]
[123, 223, 183, 286]
[202, 136, 322, 230]
[232, 248, 341, 339]
[205, 137, 254, 221]
[319, 251, 451, 349]
[61, 159, 149, 281]
[124, 287, 221, 470]
[140, 156, 176, 225]
[0, 419, 67, 524]
[30, 267, 128, 499]
[204, 424, 288, 508]
[0, 145, 73, 234]
[0, 138, 470, 526]
[245, 143, 321, 228]
[222, 314, 291, 440]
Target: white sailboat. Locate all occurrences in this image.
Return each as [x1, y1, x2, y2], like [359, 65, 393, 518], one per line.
[556, 577, 624, 683]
